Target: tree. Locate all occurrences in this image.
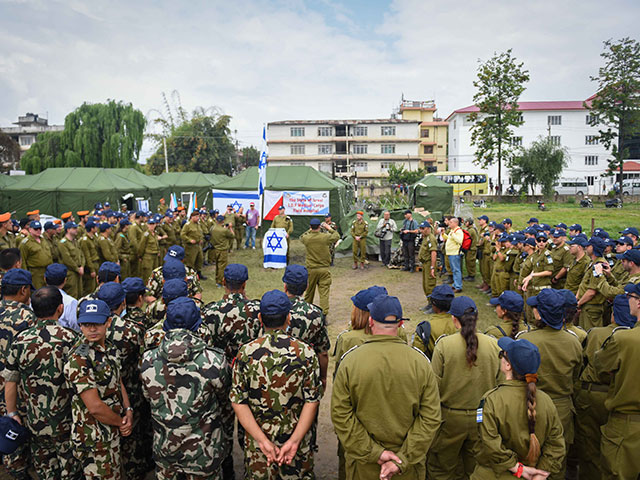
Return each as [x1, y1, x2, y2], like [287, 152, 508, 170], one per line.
[588, 37, 640, 199]
[469, 49, 530, 192]
[20, 100, 145, 174]
[0, 130, 21, 172]
[240, 146, 260, 168]
[510, 136, 569, 196]
[386, 164, 425, 186]
[146, 91, 236, 175]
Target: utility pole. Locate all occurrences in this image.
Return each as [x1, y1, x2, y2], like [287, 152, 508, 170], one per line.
[163, 137, 169, 173]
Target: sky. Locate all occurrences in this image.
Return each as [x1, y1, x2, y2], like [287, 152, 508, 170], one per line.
[1, 0, 638, 160]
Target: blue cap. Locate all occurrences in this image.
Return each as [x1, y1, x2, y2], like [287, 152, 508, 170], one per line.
[559, 289, 577, 308]
[569, 223, 582, 232]
[588, 236, 606, 255]
[97, 282, 126, 310]
[148, 217, 158, 225]
[279, 206, 286, 211]
[282, 265, 308, 285]
[367, 295, 404, 323]
[163, 297, 202, 332]
[216, 215, 225, 222]
[98, 262, 120, 277]
[325, 213, 332, 218]
[419, 221, 432, 228]
[45, 264, 67, 285]
[497, 337, 541, 376]
[617, 249, 640, 265]
[85, 221, 97, 230]
[536, 232, 548, 241]
[351, 285, 388, 311]
[554, 223, 568, 229]
[136, 210, 145, 217]
[78, 299, 111, 324]
[613, 294, 637, 328]
[604, 238, 616, 248]
[95, 203, 103, 210]
[448, 296, 477, 318]
[503, 218, 512, 224]
[593, 228, 610, 239]
[119, 219, 130, 227]
[489, 221, 498, 228]
[567, 236, 589, 247]
[524, 227, 538, 235]
[552, 228, 566, 238]
[104, 210, 115, 218]
[121, 277, 146, 294]
[260, 290, 292, 316]
[224, 264, 249, 283]
[523, 238, 536, 247]
[526, 289, 565, 329]
[162, 260, 186, 280]
[620, 227, 640, 237]
[99, 222, 111, 232]
[429, 284, 455, 301]
[29, 220, 41, 229]
[0, 416, 29, 454]
[310, 218, 321, 227]
[477, 215, 489, 221]
[495, 224, 505, 232]
[165, 211, 174, 217]
[164, 245, 185, 262]
[624, 282, 640, 296]
[64, 221, 78, 230]
[616, 236, 634, 246]
[528, 217, 539, 223]
[1, 269, 34, 289]
[162, 279, 188, 302]
[497, 234, 509, 242]
[43, 221, 56, 231]
[490, 291, 524, 313]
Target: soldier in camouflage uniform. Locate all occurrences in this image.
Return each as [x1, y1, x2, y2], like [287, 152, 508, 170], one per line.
[77, 261, 121, 314]
[3, 286, 81, 479]
[231, 290, 321, 480]
[145, 261, 198, 323]
[64, 299, 134, 480]
[122, 277, 154, 330]
[0, 269, 36, 479]
[145, 245, 203, 302]
[79, 221, 100, 296]
[141, 297, 232, 480]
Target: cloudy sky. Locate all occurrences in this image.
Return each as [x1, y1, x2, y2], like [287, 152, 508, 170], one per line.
[1, 0, 638, 160]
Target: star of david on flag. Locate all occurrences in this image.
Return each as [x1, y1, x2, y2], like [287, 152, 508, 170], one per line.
[263, 228, 288, 269]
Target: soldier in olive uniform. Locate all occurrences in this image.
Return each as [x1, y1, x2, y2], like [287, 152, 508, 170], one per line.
[58, 222, 85, 299]
[210, 215, 235, 287]
[235, 207, 246, 250]
[491, 234, 516, 297]
[3, 286, 81, 479]
[350, 211, 368, 270]
[576, 237, 609, 330]
[141, 297, 231, 480]
[564, 236, 591, 295]
[0, 212, 15, 250]
[114, 219, 133, 279]
[521, 233, 554, 322]
[463, 218, 479, 281]
[418, 221, 438, 304]
[476, 215, 493, 292]
[42, 222, 60, 263]
[300, 218, 340, 315]
[272, 206, 294, 264]
[156, 198, 168, 216]
[137, 217, 161, 284]
[181, 211, 205, 277]
[486, 290, 530, 339]
[126, 213, 145, 278]
[332, 295, 441, 480]
[64, 300, 134, 480]
[97, 223, 119, 265]
[79, 221, 100, 296]
[231, 290, 321, 479]
[320, 213, 338, 265]
[223, 206, 237, 252]
[412, 284, 457, 359]
[19, 221, 53, 289]
[548, 229, 573, 289]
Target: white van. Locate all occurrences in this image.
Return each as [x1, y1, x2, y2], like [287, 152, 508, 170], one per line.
[623, 180, 640, 195]
[553, 179, 588, 196]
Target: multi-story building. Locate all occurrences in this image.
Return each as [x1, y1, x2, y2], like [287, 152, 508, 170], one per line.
[397, 99, 448, 171]
[1, 113, 64, 159]
[446, 95, 616, 194]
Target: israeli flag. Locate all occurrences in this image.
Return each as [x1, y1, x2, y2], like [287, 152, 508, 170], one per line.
[263, 228, 288, 269]
[258, 125, 267, 197]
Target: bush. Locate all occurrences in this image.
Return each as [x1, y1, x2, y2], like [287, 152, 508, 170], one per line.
[607, 190, 617, 198]
[565, 196, 575, 204]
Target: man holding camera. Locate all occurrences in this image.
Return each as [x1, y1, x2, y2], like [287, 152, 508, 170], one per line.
[375, 211, 397, 267]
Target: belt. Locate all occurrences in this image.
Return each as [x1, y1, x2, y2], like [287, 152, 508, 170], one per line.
[581, 381, 609, 393]
[441, 405, 477, 414]
[612, 412, 640, 422]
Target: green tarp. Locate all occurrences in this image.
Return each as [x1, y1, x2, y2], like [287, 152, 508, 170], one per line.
[215, 166, 353, 237]
[409, 175, 453, 214]
[0, 175, 18, 188]
[156, 172, 226, 208]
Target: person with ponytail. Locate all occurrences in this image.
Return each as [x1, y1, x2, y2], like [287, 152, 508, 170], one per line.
[486, 290, 530, 339]
[519, 288, 581, 480]
[428, 296, 502, 478]
[559, 289, 587, 344]
[471, 338, 565, 479]
[412, 284, 457, 358]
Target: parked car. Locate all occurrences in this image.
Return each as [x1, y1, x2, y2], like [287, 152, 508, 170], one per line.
[605, 198, 623, 208]
[553, 179, 588, 197]
[622, 180, 640, 195]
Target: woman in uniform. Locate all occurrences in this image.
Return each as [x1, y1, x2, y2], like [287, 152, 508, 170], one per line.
[486, 290, 530, 339]
[471, 337, 565, 479]
[428, 296, 502, 479]
[560, 289, 587, 344]
[412, 284, 457, 358]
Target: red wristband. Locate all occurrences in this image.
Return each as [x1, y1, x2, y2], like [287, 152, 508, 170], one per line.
[513, 462, 524, 478]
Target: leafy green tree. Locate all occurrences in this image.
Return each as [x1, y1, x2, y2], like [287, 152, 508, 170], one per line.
[386, 164, 425, 185]
[510, 136, 569, 196]
[588, 37, 640, 199]
[240, 146, 260, 168]
[0, 130, 21, 172]
[469, 49, 530, 192]
[20, 101, 145, 174]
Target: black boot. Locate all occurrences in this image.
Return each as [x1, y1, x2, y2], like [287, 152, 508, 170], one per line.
[198, 271, 208, 280]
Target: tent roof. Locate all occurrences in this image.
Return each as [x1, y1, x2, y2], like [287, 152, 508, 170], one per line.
[0, 175, 18, 187]
[157, 171, 222, 187]
[109, 168, 167, 189]
[3, 168, 147, 192]
[217, 166, 343, 191]
[413, 174, 451, 188]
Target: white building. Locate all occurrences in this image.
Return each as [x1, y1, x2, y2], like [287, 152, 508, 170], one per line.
[267, 119, 422, 186]
[446, 96, 615, 194]
[1, 113, 64, 155]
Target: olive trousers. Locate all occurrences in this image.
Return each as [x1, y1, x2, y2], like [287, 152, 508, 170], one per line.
[304, 267, 331, 315]
[600, 412, 640, 479]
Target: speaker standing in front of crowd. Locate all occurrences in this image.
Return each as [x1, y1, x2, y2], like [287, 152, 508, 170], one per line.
[418, 220, 438, 306]
[350, 211, 368, 270]
[375, 210, 397, 267]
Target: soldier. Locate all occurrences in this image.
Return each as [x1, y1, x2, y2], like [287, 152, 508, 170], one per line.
[42, 221, 60, 263]
[428, 296, 502, 479]
[210, 215, 235, 287]
[510, 235, 526, 290]
[64, 300, 134, 480]
[231, 290, 321, 479]
[223, 205, 237, 252]
[161, 212, 178, 251]
[521, 232, 554, 302]
[181, 211, 205, 279]
[45, 264, 80, 331]
[564, 236, 591, 295]
[97, 223, 119, 265]
[138, 217, 161, 284]
[235, 206, 246, 250]
[463, 218, 478, 281]
[417, 221, 438, 310]
[576, 237, 608, 330]
[19, 220, 53, 289]
[476, 215, 493, 293]
[0, 249, 22, 284]
[121, 277, 153, 330]
[77, 262, 122, 313]
[472, 337, 565, 478]
[141, 297, 231, 479]
[491, 234, 516, 297]
[58, 221, 85, 299]
[548, 228, 573, 289]
[144, 279, 193, 351]
[76, 211, 90, 238]
[114, 219, 133, 279]
[272, 206, 294, 264]
[145, 262, 192, 325]
[611, 236, 633, 282]
[486, 290, 530, 339]
[591, 248, 640, 300]
[156, 198, 168, 216]
[0, 212, 15, 250]
[350, 210, 368, 270]
[145, 245, 202, 303]
[79, 221, 100, 296]
[620, 226, 639, 245]
[332, 294, 441, 479]
[300, 218, 339, 316]
[3, 286, 81, 479]
[412, 284, 457, 359]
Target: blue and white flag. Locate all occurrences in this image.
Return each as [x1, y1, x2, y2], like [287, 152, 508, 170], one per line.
[258, 125, 267, 197]
[263, 227, 288, 269]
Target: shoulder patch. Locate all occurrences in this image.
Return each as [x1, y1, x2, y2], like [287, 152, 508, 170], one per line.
[339, 344, 360, 363]
[20, 237, 28, 245]
[515, 330, 527, 339]
[433, 333, 448, 347]
[411, 345, 431, 363]
[144, 232, 149, 237]
[564, 328, 579, 339]
[563, 245, 570, 251]
[60, 238, 67, 243]
[612, 326, 631, 334]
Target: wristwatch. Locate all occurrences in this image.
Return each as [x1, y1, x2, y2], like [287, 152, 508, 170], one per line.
[6, 411, 19, 418]
[124, 407, 133, 413]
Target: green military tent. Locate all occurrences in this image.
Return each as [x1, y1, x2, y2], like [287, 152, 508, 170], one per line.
[409, 174, 453, 214]
[215, 166, 352, 237]
[108, 168, 171, 208]
[157, 172, 226, 209]
[0, 174, 18, 188]
[0, 168, 155, 218]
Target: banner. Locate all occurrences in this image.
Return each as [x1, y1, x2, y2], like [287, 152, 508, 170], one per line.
[263, 227, 288, 269]
[263, 190, 330, 220]
[212, 190, 261, 216]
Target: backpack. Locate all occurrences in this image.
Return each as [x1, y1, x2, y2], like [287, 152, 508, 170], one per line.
[460, 229, 472, 253]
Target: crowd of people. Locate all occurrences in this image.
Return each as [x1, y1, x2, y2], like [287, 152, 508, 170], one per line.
[1, 201, 640, 480]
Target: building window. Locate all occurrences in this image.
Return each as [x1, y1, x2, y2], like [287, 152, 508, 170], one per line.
[318, 127, 332, 136]
[585, 155, 598, 166]
[586, 114, 598, 126]
[453, 120, 457, 129]
[548, 115, 562, 126]
[423, 145, 434, 154]
[381, 144, 395, 154]
[587, 176, 595, 186]
[550, 136, 561, 146]
[290, 127, 305, 137]
[318, 144, 333, 155]
[511, 136, 523, 147]
[353, 161, 368, 172]
[290, 162, 305, 166]
[352, 144, 368, 154]
[421, 129, 430, 138]
[381, 161, 393, 172]
[516, 113, 524, 122]
[318, 162, 332, 173]
[357, 178, 369, 187]
[290, 145, 305, 155]
[585, 135, 599, 145]
[381, 126, 396, 136]
[353, 126, 368, 136]
[19, 135, 35, 147]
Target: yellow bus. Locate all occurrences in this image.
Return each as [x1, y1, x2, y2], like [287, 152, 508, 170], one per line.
[427, 172, 489, 196]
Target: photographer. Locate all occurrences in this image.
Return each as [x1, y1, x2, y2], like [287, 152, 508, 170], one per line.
[400, 210, 418, 272]
[375, 211, 397, 267]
